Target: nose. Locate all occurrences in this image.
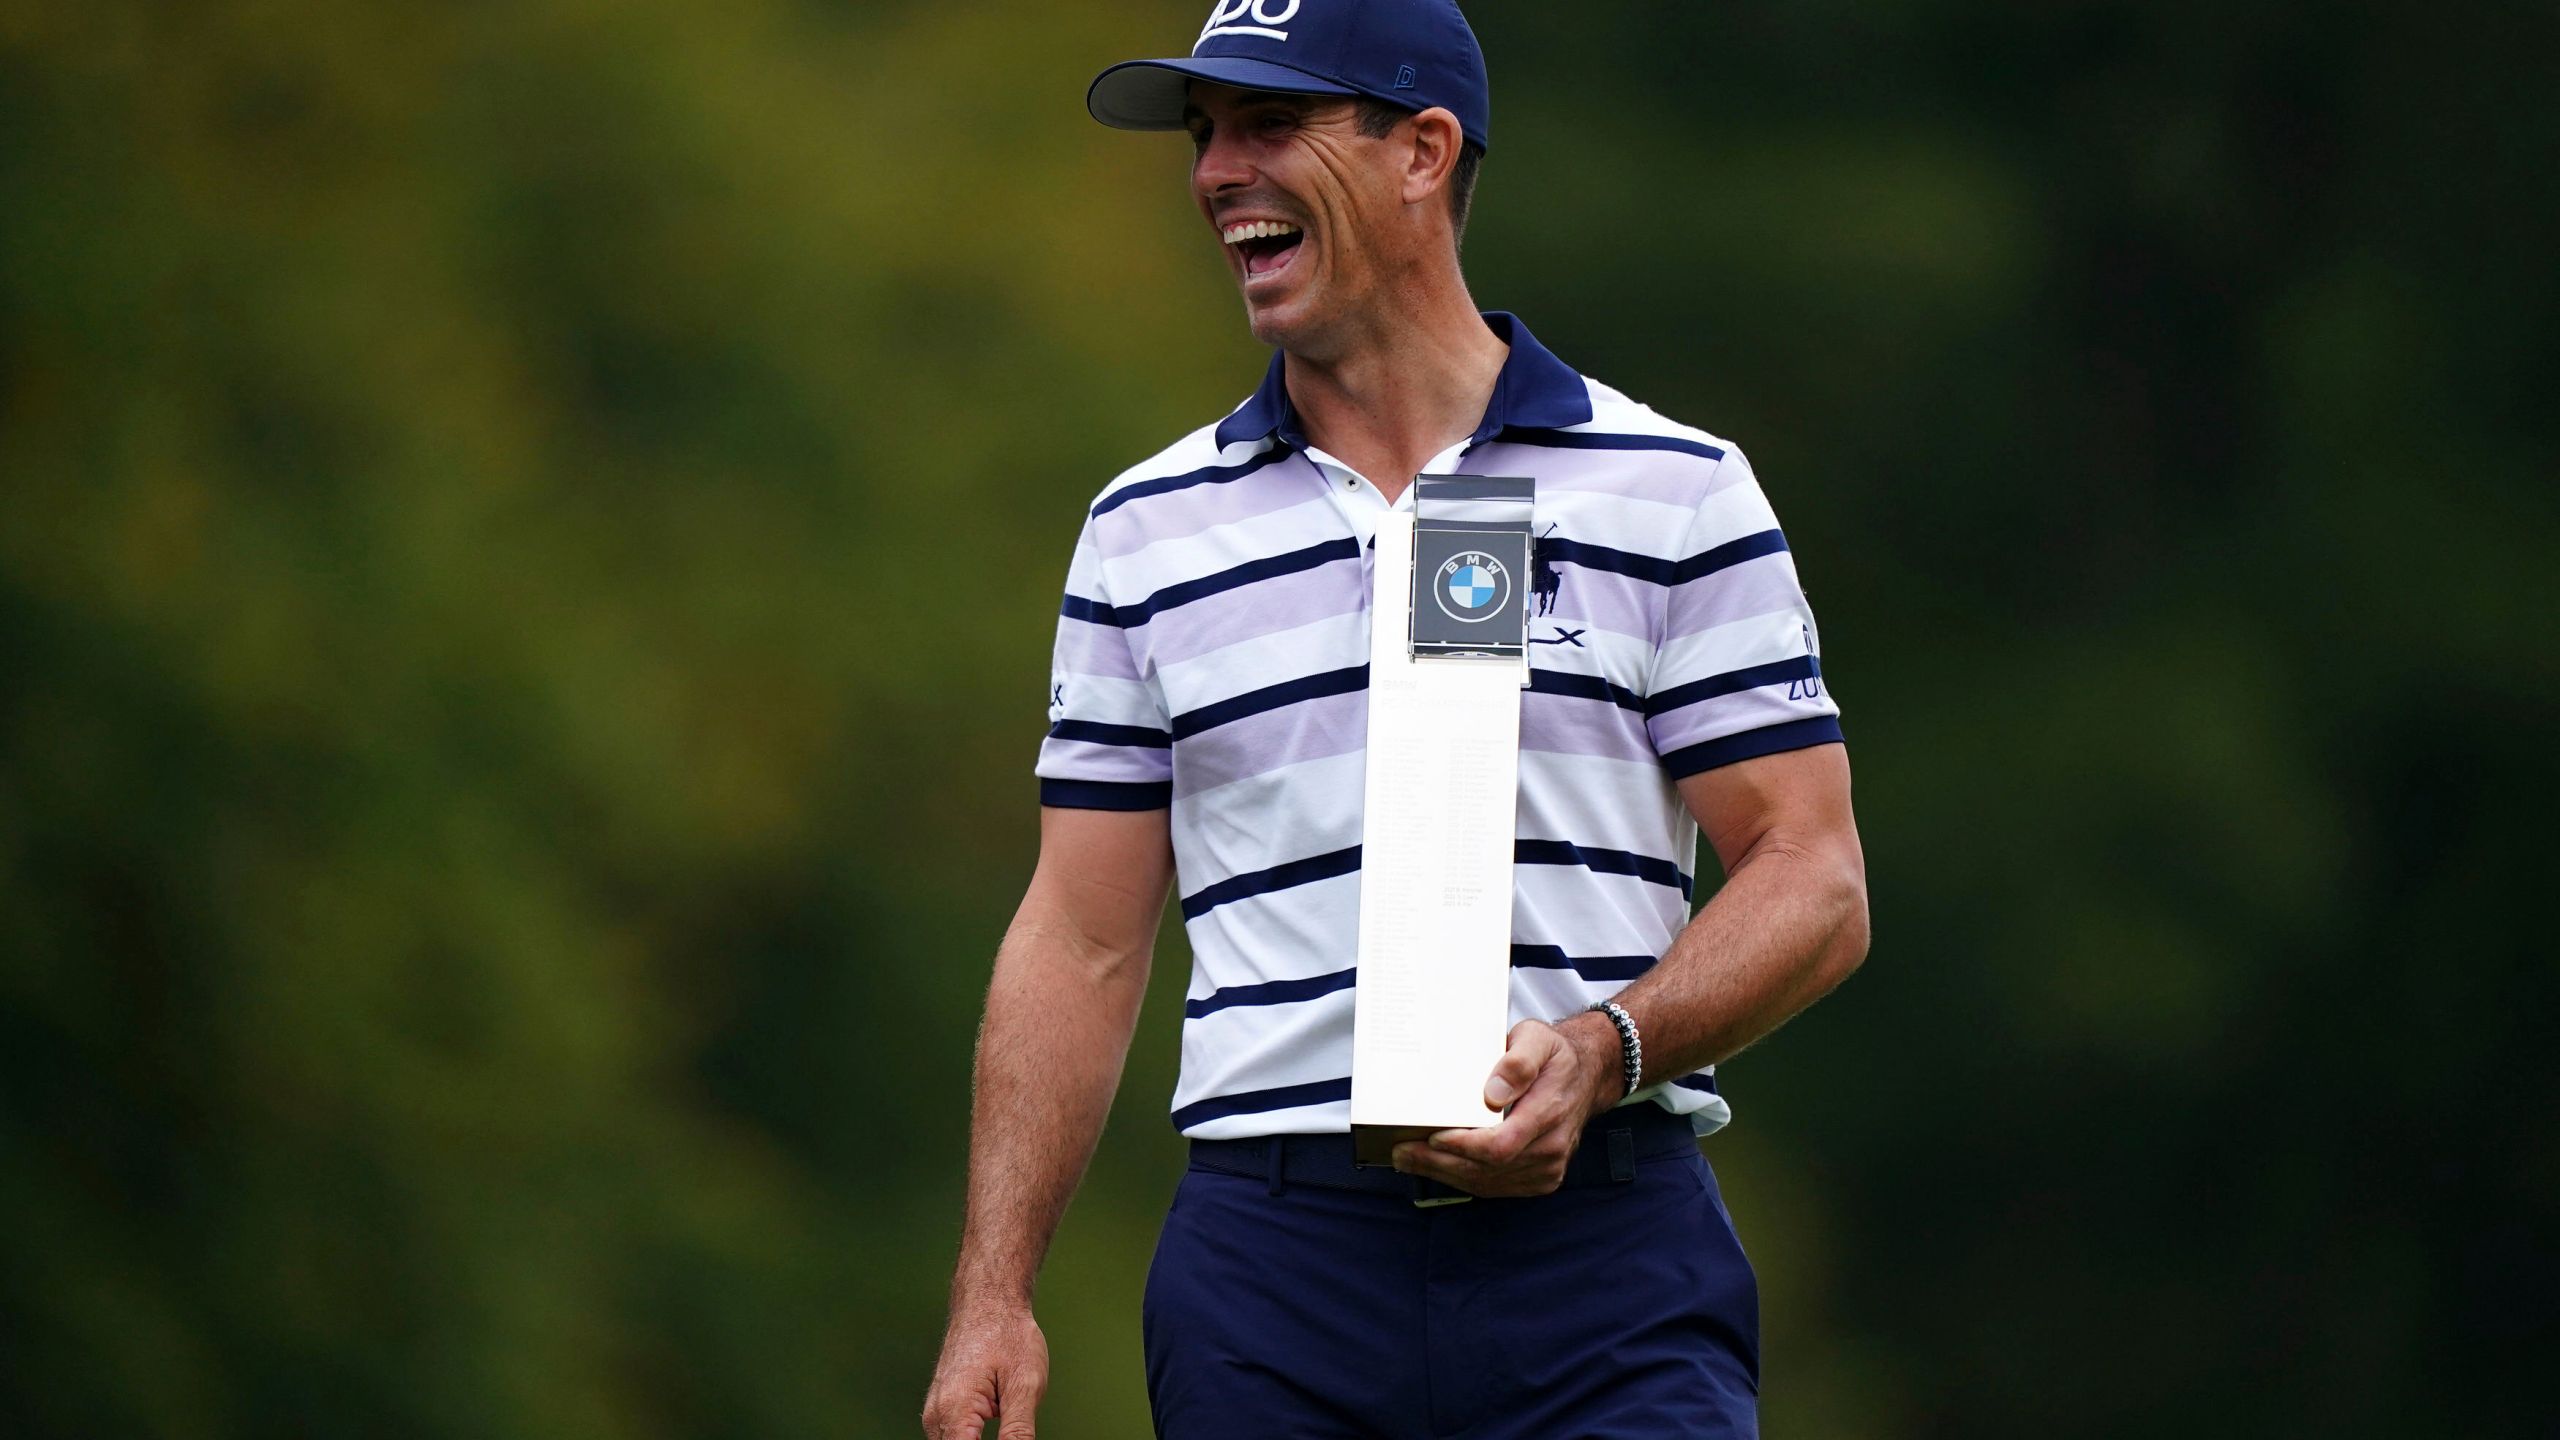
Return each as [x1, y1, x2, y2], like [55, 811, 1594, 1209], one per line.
[1192, 126, 1255, 199]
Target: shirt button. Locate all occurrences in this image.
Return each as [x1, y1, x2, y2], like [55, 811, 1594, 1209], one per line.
[1343, 478, 1355, 489]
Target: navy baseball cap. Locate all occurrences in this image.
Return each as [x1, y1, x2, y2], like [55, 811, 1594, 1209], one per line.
[1087, 0, 1492, 153]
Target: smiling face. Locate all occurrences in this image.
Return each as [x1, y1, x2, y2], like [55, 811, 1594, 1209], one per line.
[1183, 81, 1444, 357]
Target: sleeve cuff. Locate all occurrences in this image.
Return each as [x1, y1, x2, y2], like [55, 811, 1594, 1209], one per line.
[1039, 777, 1173, 811]
[1658, 715, 1844, 780]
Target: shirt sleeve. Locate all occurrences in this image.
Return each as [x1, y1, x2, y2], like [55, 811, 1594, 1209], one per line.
[1643, 443, 1845, 779]
[1034, 510, 1174, 810]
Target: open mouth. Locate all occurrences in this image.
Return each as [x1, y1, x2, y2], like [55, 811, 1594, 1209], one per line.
[1222, 219, 1306, 282]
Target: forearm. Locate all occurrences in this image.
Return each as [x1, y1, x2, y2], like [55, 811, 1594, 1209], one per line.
[1399, 812, 1866, 1194]
[1585, 831, 1869, 1095]
[948, 898, 1153, 1309]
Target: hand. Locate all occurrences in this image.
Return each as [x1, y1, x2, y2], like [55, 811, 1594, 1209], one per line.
[1390, 1013, 1623, 1197]
[922, 1301, 1048, 1440]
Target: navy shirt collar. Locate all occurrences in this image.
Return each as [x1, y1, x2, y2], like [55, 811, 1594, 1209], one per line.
[1211, 310, 1594, 452]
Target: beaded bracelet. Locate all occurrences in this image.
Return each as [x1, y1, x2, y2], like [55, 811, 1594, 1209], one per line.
[1588, 999, 1643, 1099]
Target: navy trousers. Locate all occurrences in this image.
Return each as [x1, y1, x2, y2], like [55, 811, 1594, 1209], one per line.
[1141, 1125, 1760, 1439]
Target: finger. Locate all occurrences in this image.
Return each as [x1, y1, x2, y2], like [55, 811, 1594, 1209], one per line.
[1432, 1067, 1588, 1169]
[925, 1386, 991, 1440]
[944, 1364, 1006, 1440]
[1430, 1109, 1530, 1163]
[1396, 1140, 1562, 1197]
[1438, 1062, 1581, 1161]
[1392, 1139, 1492, 1190]
[1484, 1022, 1559, 1110]
[1400, 1134, 1559, 1191]
[994, 1364, 1045, 1440]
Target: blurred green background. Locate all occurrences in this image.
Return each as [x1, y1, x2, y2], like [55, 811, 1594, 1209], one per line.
[4, 1, 2552, 1435]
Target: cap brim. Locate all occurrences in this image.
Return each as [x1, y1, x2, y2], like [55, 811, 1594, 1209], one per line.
[1086, 57, 1360, 133]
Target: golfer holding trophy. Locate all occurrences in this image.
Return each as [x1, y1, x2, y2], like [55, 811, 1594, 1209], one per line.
[926, 3, 1869, 1435]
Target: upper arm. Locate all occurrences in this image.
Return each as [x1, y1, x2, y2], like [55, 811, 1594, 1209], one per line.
[1675, 741, 1862, 889]
[1640, 438, 1859, 880]
[1034, 509, 1175, 812]
[1642, 442, 1842, 779]
[1024, 803, 1176, 964]
[1024, 505, 1178, 961]
[1639, 442, 1859, 883]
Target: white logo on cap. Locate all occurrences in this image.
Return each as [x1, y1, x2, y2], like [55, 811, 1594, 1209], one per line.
[1197, 0, 1300, 47]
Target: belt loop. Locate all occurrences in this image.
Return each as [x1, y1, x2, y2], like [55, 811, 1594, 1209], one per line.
[1266, 1135, 1287, 1196]
[1607, 1126, 1636, 1185]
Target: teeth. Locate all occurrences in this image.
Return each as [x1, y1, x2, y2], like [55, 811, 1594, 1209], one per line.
[1221, 220, 1303, 245]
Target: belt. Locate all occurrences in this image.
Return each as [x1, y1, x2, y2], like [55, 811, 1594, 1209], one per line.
[1188, 1101, 1698, 1207]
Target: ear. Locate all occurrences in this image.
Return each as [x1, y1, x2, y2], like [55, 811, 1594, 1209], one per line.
[1398, 106, 1464, 211]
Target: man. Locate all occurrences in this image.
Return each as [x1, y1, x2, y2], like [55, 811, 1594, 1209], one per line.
[924, 2, 1869, 1436]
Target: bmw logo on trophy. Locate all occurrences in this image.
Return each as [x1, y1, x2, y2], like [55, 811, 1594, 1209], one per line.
[1406, 477, 1534, 661]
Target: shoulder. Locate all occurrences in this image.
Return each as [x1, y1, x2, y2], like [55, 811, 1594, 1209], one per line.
[1069, 413, 1296, 571]
[1573, 377, 1743, 475]
[1084, 422, 1228, 513]
[1569, 380, 1798, 576]
[1504, 373, 1759, 522]
[1081, 420, 1274, 522]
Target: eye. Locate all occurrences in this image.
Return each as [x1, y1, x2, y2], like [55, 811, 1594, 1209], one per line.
[1186, 121, 1211, 152]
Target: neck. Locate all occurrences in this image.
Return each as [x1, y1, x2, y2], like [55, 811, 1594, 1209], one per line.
[1280, 276, 1507, 506]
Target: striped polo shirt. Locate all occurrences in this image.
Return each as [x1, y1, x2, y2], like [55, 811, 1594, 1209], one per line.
[1036, 312, 1844, 1140]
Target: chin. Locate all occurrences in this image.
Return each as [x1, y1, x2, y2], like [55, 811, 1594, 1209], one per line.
[1243, 308, 1293, 349]
[1241, 287, 1333, 355]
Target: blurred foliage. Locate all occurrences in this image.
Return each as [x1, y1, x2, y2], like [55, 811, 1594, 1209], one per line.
[2, 1, 2552, 1436]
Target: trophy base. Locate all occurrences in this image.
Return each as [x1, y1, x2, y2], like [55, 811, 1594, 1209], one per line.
[1351, 1122, 1477, 1169]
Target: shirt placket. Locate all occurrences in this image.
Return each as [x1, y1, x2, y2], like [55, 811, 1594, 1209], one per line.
[1300, 441, 1472, 650]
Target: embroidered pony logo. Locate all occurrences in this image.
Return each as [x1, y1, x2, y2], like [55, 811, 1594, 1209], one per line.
[1529, 522, 1563, 617]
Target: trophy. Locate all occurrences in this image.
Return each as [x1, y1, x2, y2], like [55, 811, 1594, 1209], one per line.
[1349, 476, 1536, 1168]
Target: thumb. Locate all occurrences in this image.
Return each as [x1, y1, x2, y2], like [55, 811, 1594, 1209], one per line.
[1485, 1021, 1556, 1110]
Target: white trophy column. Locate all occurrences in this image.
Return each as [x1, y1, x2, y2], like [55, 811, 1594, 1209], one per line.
[1349, 507, 1523, 1134]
